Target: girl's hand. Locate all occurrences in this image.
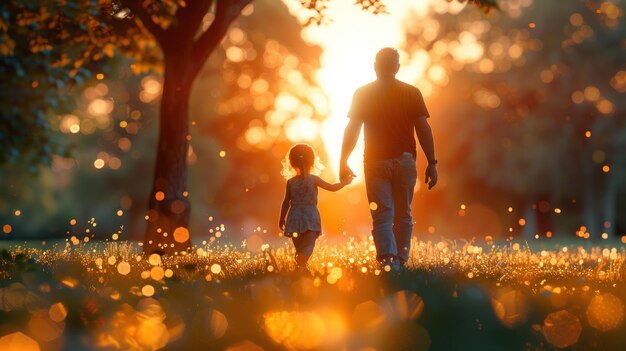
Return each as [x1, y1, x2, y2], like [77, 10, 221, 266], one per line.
[340, 175, 354, 185]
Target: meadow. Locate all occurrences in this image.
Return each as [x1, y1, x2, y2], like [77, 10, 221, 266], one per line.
[0, 234, 624, 351]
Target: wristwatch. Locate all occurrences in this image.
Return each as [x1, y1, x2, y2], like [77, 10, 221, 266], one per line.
[428, 160, 438, 165]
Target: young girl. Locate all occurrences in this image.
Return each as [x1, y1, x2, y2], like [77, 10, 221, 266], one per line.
[279, 144, 352, 268]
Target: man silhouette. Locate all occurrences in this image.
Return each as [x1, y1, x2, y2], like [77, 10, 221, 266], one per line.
[340, 47, 438, 270]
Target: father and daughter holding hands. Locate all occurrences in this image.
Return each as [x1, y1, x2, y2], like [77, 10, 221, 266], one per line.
[278, 48, 438, 270]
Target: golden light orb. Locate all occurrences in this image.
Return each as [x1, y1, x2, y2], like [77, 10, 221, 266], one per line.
[491, 287, 529, 327]
[48, 303, 68, 322]
[542, 310, 581, 349]
[141, 285, 155, 297]
[211, 264, 222, 274]
[0, 332, 41, 351]
[173, 227, 190, 243]
[117, 261, 131, 275]
[154, 191, 165, 201]
[586, 293, 625, 332]
[148, 253, 162, 266]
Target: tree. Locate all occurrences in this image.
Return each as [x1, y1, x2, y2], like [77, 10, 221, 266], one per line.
[2, 0, 498, 254]
[402, 0, 626, 238]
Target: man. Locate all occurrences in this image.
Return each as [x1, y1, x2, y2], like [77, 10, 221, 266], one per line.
[340, 47, 438, 269]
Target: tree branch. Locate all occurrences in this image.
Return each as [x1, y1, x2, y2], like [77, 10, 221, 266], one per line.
[175, 0, 214, 39]
[119, 1, 167, 46]
[190, 0, 252, 76]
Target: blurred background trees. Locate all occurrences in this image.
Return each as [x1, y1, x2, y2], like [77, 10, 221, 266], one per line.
[0, 0, 326, 243]
[404, 0, 626, 239]
[1, 0, 623, 244]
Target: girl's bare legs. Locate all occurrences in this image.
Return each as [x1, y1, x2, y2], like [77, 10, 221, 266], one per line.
[292, 231, 317, 268]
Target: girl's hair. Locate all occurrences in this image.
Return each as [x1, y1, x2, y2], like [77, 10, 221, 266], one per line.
[281, 144, 324, 179]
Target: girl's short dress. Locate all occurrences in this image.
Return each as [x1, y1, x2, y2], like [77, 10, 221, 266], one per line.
[285, 175, 322, 238]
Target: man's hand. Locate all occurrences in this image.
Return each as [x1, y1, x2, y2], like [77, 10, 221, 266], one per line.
[339, 162, 356, 180]
[278, 219, 285, 232]
[340, 174, 354, 186]
[425, 164, 438, 190]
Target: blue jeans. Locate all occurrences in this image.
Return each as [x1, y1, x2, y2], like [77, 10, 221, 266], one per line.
[364, 152, 417, 266]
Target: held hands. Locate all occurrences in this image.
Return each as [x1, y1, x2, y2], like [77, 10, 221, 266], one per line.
[339, 162, 355, 188]
[339, 162, 355, 180]
[278, 218, 285, 232]
[425, 164, 438, 190]
[340, 174, 354, 186]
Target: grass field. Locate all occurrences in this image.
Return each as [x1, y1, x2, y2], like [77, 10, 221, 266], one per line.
[0, 236, 624, 351]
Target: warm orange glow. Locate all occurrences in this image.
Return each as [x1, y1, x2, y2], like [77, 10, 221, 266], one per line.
[542, 310, 582, 349]
[584, 86, 600, 101]
[2, 224, 11, 234]
[88, 98, 114, 116]
[352, 300, 385, 329]
[155, 191, 165, 201]
[28, 311, 65, 342]
[151, 266, 165, 280]
[195, 309, 229, 339]
[117, 261, 130, 275]
[491, 287, 529, 327]
[48, 303, 68, 322]
[211, 263, 222, 274]
[586, 293, 625, 331]
[381, 290, 425, 321]
[140, 76, 162, 103]
[226, 340, 264, 351]
[0, 332, 40, 351]
[173, 227, 190, 243]
[263, 310, 327, 349]
[93, 158, 105, 169]
[142, 284, 155, 297]
[285, 1, 475, 178]
[246, 234, 263, 252]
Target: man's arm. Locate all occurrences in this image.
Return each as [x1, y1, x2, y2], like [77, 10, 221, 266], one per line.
[414, 116, 438, 190]
[340, 118, 363, 179]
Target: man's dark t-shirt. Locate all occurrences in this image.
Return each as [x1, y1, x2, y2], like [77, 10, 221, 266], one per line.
[348, 78, 429, 161]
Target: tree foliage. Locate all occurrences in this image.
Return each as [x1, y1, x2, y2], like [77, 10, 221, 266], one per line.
[404, 0, 626, 237]
[0, 0, 157, 172]
[0, 0, 500, 173]
[1, 0, 500, 251]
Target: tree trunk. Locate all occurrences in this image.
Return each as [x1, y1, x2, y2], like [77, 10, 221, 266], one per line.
[143, 52, 194, 255]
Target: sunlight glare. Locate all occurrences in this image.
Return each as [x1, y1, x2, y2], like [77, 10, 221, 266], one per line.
[286, 1, 438, 178]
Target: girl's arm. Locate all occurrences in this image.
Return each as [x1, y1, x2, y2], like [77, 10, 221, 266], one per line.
[314, 175, 352, 192]
[278, 184, 291, 231]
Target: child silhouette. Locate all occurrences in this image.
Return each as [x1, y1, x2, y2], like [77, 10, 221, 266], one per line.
[279, 144, 352, 268]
